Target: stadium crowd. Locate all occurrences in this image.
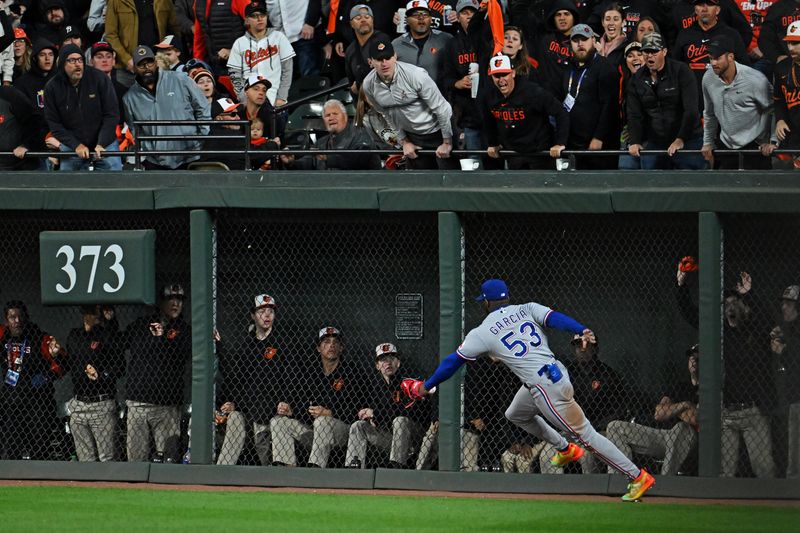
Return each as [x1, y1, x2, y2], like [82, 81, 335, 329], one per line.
[1, 0, 799, 170]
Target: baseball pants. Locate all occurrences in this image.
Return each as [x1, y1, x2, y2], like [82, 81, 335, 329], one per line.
[415, 422, 438, 470]
[126, 401, 180, 462]
[788, 402, 800, 478]
[413, 424, 481, 471]
[721, 406, 775, 478]
[605, 420, 697, 475]
[216, 411, 271, 466]
[505, 361, 640, 480]
[270, 415, 348, 468]
[346, 416, 421, 468]
[68, 397, 117, 462]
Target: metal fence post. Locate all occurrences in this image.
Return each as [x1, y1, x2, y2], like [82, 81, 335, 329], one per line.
[438, 212, 464, 471]
[698, 212, 722, 477]
[190, 209, 215, 464]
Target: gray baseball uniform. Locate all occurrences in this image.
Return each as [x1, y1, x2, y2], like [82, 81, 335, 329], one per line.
[457, 302, 640, 479]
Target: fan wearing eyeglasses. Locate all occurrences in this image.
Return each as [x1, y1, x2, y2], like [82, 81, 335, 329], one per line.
[43, 44, 122, 171]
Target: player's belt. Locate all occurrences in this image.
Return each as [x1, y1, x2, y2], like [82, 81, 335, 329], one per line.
[76, 393, 114, 403]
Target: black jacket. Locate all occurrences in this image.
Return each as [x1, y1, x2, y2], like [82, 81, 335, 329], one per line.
[671, 0, 753, 52]
[773, 57, 800, 148]
[123, 314, 191, 406]
[345, 31, 389, 90]
[65, 324, 122, 400]
[484, 76, 570, 153]
[194, 0, 246, 60]
[532, 0, 580, 97]
[217, 328, 295, 424]
[671, 21, 750, 111]
[627, 58, 702, 146]
[292, 122, 380, 170]
[368, 371, 430, 430]
[13, 38, 57, 111]
[43, 45, 120, 150]
[0, 87, 45, 170]
[564, 356, 624, 432]
[758, 0, 800, 62]
[0, 322, 64, 404]
[559, 51, 620, 149]
[441, 26, 483, 130]
[287, 357, 367, 425]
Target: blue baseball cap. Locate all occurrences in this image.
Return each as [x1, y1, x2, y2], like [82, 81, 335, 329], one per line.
[474, 279, 509, 302]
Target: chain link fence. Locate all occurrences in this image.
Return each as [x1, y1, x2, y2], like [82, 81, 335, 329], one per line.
[1, 208, 797, 479]
[719, 215, 800, 480]
[0, 211, 189, 462]
[213, 210, 440, 468]
[462, 213, 701, 475]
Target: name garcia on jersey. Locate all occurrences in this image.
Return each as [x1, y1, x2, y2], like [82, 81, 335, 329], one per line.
[489, 307, 531, 335]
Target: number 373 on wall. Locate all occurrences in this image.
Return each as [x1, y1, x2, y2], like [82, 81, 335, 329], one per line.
[39, 230, 156, 305]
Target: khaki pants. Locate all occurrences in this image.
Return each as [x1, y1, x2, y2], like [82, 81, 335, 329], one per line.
[270, 415, 348, 468]
[68, 397, 117, 462]
[345, 416, 421, 468]
[606, 420, 697, 476]
[788, 402, 800, 478]
[216, 411, 271, 465]
[126, 401, 180, 462]
[721, 406, 775, 478]
[413, 424, 480, 472]
[501, 442, 546, 473]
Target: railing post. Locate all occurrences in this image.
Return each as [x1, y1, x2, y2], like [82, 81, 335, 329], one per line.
[190, 209, 215, 464]
[438, 212, 464, 471]
[698, 212, 723, 477]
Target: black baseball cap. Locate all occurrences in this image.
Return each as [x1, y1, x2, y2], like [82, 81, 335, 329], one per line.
[708, 36, 734, 58]
[369, 35, 395, 60]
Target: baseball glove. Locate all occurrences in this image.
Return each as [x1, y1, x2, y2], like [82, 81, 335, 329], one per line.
[678, 256, 699, 272]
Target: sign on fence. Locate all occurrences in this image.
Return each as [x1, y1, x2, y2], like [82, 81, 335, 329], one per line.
[39, 230, 156, 304]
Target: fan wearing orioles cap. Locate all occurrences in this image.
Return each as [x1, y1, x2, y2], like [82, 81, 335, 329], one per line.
[344, 342, 430, 469]
[774, 20, 800, 167]
[482, 54, 569, 169]
[215, 293, 291, 466]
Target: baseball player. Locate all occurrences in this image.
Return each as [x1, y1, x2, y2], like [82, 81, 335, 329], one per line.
[402, 279, 656, 501]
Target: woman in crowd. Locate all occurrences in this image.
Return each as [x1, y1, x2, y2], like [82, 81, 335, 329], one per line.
[633, 17, 660, 45]
[502, 26, 538, 81]
[190, 68, 232, 104]
[596, 3, 627, 67]
[619, 41, 644, 170]
[12, 27, 32, 81]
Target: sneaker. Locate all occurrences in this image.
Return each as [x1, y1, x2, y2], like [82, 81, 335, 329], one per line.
[622, 468, 655, 502]
[550, 443, 585, 468]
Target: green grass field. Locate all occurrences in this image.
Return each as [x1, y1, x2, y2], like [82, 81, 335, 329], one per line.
[3, 486, 798, 532]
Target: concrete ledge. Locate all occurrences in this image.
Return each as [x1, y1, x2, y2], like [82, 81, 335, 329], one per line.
[0, 460, 150, 482]
[148, 464, 375, 489]
[375, 470, 613, 495]
[0, 462, 797, 501]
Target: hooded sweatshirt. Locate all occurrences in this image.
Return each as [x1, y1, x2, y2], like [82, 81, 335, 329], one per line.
[533, 0, 579, 97]
[43, 44, 120, 150]
[13, 38, 57, 110]
[758, 0, 800, 63]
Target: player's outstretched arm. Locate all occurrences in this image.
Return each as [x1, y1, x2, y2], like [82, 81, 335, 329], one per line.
[544, 311, 587, 334]
[402, 352, 466, 401]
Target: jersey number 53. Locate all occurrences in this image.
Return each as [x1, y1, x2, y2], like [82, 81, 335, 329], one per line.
[500, 321, 542, 357]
